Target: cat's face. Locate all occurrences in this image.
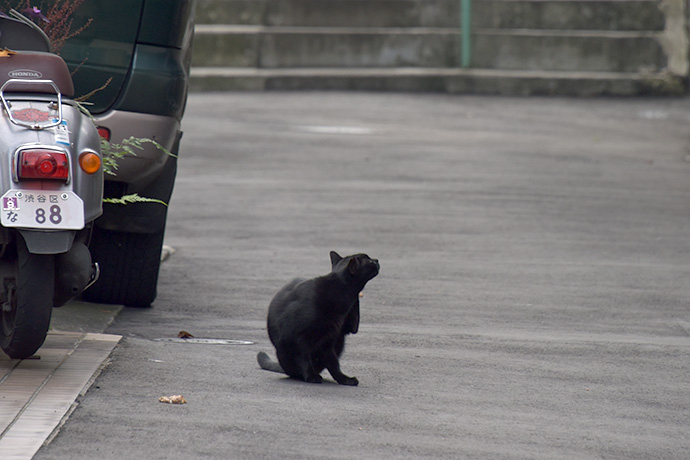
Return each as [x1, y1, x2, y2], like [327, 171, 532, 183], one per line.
[330, 251, 380, 282]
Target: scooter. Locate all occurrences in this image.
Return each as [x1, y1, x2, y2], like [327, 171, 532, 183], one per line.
[0, 13, 102, 359]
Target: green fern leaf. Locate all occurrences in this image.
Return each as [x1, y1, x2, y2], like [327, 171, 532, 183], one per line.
[103, 193, 167, 206]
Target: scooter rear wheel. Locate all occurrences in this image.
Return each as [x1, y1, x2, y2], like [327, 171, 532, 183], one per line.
[1, 237, 54, 359]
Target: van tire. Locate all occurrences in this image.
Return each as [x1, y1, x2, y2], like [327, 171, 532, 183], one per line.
[83, 228, 164, 308]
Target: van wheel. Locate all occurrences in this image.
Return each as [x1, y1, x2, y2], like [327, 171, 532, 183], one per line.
[83, 228, 164, 308]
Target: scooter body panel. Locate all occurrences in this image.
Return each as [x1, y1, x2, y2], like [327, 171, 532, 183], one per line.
[0, 97, 103, 254]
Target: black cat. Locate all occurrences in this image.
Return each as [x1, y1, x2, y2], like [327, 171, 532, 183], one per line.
[257, 251, 380, 385]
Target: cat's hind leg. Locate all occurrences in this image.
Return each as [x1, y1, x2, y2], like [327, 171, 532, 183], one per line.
[278, 348, 323, 383]
[299, 355, 323, 383]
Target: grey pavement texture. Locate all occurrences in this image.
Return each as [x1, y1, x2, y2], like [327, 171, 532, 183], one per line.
[36, 92, 690, 459]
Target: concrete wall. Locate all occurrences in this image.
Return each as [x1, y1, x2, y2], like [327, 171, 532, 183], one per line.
[191, 0, 689, 95]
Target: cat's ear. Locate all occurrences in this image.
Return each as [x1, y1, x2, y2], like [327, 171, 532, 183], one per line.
[347, 257, 358, 274]
[330, 251, 342, 266]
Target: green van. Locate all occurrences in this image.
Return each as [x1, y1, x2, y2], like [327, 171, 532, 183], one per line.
[34, 0, 195, 307]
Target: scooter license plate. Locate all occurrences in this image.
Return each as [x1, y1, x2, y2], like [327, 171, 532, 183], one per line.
[0, 190, 85, 230]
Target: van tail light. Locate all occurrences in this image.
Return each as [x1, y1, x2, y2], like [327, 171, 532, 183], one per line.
[97, 126, 111, 141]
[18, 149, 69, 181]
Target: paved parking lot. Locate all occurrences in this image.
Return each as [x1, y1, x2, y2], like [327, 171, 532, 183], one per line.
[32, 92, 690, 459]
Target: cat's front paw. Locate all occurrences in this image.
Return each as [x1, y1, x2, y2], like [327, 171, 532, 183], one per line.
[339, 376, 359, 386]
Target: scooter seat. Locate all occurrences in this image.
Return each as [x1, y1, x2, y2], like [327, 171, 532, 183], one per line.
[0, 50, 74, 97]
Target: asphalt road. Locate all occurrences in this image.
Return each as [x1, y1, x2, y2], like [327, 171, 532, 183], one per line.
[36, 92, 690, 459]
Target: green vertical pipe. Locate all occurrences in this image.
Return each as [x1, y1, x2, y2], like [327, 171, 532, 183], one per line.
[460, 0, 472, 68]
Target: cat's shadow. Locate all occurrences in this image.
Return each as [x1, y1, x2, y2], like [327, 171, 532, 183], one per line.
[275, 376, 342, 386]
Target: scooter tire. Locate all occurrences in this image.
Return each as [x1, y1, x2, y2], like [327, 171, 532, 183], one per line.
[83, 228, 164, 308]
[1, 237, 54, 359]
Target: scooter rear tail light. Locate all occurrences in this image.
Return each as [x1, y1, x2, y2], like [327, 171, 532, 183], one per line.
[19, 149, 69, 181]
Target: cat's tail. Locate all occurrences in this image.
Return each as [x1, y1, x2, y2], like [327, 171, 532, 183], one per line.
[257, 351, 284, 373]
